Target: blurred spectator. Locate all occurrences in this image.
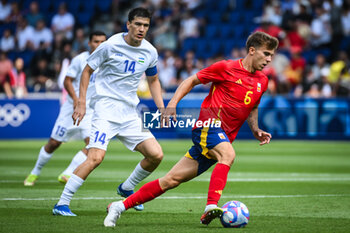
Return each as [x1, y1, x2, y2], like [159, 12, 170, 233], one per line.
[31, 58, 55, 92]
[7, 2, 22, 24]
[328, 51, 350, 96]
[300, 54, 330, 97]
[179, 11, 199, 41]
[262, 62, 278, 95]
[152, 16, 177, 51]
[72, 28, 89, 56]
[51, 3, 75, 40]
[0, 51, 13, 98]
[182, 0, 201, 10]
[56, 41, 72, 90]
[25, 1, 44, 27]
[16, 17, 35, 51]
[255, 19, 286, 48]
[262, 0, 283, 26]
[310, 6, 331, 49]
[158, 50, 176, 89]
[180, 59, 199, 81]
[229, 48, 242, 60]
[271, 51, 290, 94]
[328, 0, 343, 61]
[342, 3, 350, 36]
[293, 1, 313, 25]
[32, 19, 53, 51]
[285, 46, 307, 89]
[8, 57, 27, 98]
[285, 20, 307, 51]
[173, 55, 184, 85]
[0, 29, 15, 52]
[0, 0, 11, 23]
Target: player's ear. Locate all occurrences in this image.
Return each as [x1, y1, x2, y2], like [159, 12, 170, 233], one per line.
[126, 21, 130, 30]
[248, 47, 255, 55]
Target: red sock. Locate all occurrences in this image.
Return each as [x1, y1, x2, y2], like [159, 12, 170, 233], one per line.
[123, 179, 165, 210]
[207, 163, 230, 205]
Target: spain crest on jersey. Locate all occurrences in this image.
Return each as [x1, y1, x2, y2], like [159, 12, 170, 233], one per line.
[257, 82, 261, 92]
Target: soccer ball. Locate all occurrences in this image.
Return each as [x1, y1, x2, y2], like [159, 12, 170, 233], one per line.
[220, 200, 249, 228]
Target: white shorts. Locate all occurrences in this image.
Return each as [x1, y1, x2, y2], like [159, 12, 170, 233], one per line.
[87, 117, 154, 151]
[50, 101, 93, 142]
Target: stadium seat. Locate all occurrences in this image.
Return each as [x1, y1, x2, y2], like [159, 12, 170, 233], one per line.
[18, 51, 35, 68]
[67, 0, 81, 14]
[205, 24, 219, 38]
[229, 12, 242, 23]
[37, 0, 52, 12]
[232, 25, 246, 40]
[180, 38, 196, 57]
[207, 39, 223, 58]
[80, 0, 95, 12]
[194, 38, 209, 59]
[208, 12, 222, 23]
[223, 40, 237, 56]
[96, 0, 111, 13]
[220, 24, 235, 39]
[77, 11, 93, 26]
[340, 36, 350, 50]
[51, 0, 66, 12]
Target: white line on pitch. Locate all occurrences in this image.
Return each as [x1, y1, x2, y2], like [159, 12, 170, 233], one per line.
[2, 194, 350, 201]
[1, 177, 350, 183]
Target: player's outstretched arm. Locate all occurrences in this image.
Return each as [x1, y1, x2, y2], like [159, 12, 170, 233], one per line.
[72, 65, 94, 126]
[162, 74, 201, 124]
[247, 105, 271, 146]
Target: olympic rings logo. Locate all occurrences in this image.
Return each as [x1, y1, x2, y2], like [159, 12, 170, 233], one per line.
[0, 103, 31, 127]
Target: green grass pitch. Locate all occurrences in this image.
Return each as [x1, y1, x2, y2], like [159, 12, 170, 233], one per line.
[0, 139, 349, 233]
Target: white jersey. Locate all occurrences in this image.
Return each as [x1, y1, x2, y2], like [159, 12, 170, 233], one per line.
[87, 32, 158, 122]
[66, 51, 97, 106]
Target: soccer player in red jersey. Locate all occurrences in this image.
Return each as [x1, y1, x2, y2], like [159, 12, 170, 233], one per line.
[104, 31, 279, 227]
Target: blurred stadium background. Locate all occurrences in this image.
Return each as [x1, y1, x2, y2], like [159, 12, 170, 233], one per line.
[0, 0, 349, 140]
[0, 1, 350, 232]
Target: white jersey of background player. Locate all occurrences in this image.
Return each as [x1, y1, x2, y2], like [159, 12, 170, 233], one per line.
[53, 7, 165, 216]
[24, 31, 107, 186]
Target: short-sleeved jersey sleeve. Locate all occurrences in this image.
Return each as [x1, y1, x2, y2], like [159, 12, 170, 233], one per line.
[87, 41, 111, 71]
[145, 48, 158, 76]
[65, 56, 81, 79]
[196, 60, 227, 84]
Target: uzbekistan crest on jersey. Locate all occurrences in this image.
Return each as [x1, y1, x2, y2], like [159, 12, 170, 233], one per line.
[257, 82, 261, 92]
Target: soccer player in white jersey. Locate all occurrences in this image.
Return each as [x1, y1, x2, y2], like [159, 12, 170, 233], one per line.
[24, 31, 107, 186]
[52, 7, 165, 216]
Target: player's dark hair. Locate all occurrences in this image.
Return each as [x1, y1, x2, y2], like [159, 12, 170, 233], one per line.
[128, 7, 152, 22]
[89, 31, 107, 41]
[245, 31, 279, 52]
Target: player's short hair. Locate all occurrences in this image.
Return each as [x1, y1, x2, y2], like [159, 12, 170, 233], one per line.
[89, 31, 107, 41]
[128, 7, 152, 22]
[245, 31, 279, 52]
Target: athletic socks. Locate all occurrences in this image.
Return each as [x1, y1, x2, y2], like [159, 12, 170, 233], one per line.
[61, 150, 87, 175]
[57, 174, 84, 206]
[121, 162, 151, 191]
[30, 146, 53, 176]
[206, 163, 230, 206]
[123, 179, 164, 210]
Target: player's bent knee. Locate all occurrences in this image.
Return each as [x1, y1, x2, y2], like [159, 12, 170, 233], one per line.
[86, 152, 105, 166]
[45, 138, 62, 153]
[146, 147, 164, 164]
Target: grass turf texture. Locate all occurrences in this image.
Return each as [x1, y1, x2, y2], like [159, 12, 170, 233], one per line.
[0, 140, 349, 233]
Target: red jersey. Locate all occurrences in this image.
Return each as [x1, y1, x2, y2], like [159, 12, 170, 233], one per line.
[196, 59, 268, 142]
